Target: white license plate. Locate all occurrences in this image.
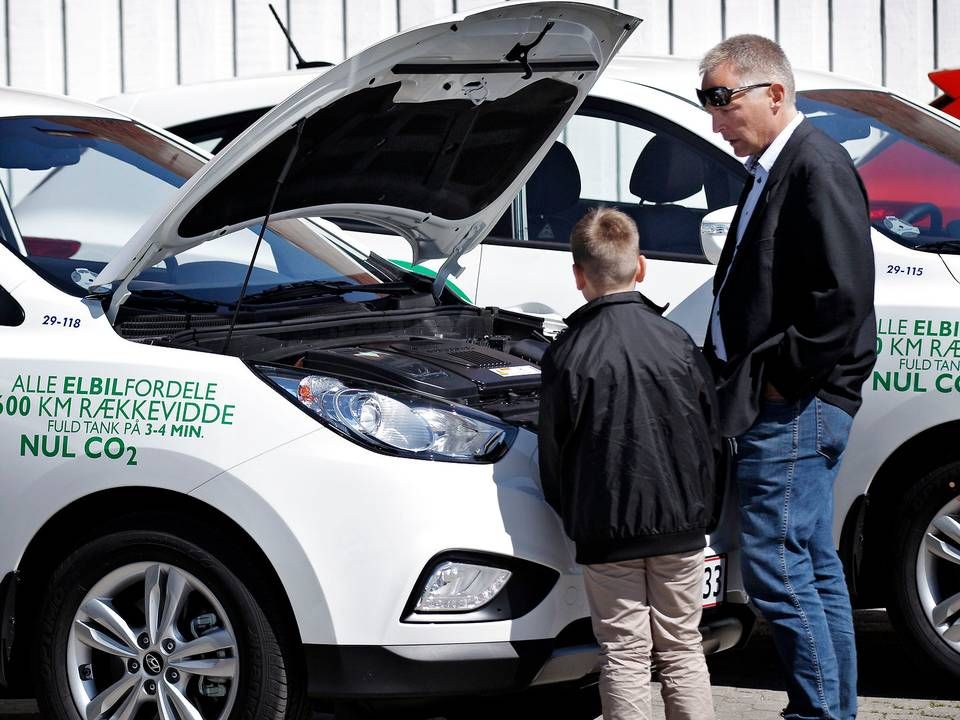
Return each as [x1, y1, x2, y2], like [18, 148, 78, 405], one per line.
[702, 555, 725, 608]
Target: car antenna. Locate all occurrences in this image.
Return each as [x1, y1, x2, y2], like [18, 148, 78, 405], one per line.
[267, 3, 333, 69]
[221, 117, 307, 355]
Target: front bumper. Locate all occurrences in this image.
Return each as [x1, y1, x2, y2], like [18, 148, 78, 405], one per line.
[194, 420, 749, 692]
[304, 605, 754, 699]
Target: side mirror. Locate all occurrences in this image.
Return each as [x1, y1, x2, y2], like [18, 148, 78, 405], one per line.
[700, 206, 736, 265]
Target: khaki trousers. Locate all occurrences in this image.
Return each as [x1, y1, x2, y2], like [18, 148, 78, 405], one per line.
[583, 549, 715, 720]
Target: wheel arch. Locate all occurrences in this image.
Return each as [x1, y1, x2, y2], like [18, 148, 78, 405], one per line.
[6, 486, 304, 693]
[849, 419, 960, 607]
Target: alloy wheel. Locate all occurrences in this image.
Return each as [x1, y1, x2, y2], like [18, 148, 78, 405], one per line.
[66, 561, 239, 720]
[916, 496, 960, 653]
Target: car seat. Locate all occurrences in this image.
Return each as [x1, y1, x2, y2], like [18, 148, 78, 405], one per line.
[629, 134, 708, 256]
[525, 142, 582, 244]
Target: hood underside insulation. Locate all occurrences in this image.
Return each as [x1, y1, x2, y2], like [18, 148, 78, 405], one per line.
[178, 79, 577, 238]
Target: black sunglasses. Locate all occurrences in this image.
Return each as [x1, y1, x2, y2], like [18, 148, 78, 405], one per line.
[696, 83, 772, 108]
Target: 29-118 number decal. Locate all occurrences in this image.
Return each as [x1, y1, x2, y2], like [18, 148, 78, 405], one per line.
[42, 315, 81, 328]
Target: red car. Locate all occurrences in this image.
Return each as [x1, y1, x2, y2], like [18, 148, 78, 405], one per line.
[931, 68, 960, 118]
[862, 68, 960, 235]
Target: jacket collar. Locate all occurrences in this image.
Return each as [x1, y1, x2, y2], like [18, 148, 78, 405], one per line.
[748, 111, 805, 176]
[564, 290, 667, 327]
[759, 116, 815, 193]
[717, 117, 816, 285]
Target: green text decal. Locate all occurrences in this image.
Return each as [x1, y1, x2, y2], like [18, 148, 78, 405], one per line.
[4, 374, 237, 466]
[874, 318, 960, 393]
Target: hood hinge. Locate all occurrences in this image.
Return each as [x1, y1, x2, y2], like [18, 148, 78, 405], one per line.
[432, 220, 486, 303]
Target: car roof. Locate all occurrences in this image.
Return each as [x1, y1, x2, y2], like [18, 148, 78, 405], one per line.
[100, 70, 326, 129]
[0, 55, 891, 128]
[98, 55, 888, 131]
[605, 56, 884, 98]
[0, 86, 128, 120]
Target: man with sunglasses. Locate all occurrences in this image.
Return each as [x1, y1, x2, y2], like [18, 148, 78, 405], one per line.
[698, 35, 876, 720]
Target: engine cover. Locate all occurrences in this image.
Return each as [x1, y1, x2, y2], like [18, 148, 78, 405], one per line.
[302, 337, 541, 401]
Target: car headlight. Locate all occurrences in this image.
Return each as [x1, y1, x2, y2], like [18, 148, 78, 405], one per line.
[255, 366, 516, 463]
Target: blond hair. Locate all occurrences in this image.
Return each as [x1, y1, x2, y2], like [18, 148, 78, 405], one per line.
[570, 208, 640, 290]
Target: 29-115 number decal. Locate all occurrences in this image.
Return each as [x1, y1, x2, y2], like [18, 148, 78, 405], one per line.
[887, 265, 923, 276]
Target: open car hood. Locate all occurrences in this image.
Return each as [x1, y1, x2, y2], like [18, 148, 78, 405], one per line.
[97, 2, 639, 303]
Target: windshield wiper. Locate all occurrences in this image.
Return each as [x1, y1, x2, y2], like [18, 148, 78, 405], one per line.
[129, 289, 224, 311]
[912, 239, 960, 253]
[238, 280, 417, 305]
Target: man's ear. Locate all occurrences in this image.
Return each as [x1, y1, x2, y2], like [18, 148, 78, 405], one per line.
[635, 255, 647, 284]
[573, 263, 587, 291]
[769, 81, 786, 107]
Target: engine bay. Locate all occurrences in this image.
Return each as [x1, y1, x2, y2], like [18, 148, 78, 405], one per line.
[121, 305, 550, 429]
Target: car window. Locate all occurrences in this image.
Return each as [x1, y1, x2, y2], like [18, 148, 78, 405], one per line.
[167, 108, 270, 155]
[2, 117, 281, 275]
[0, 187, 21, 255]
[192, 138, 222, 154]
[0, 116, 380, 300]
[798, 89, 960, 252]
[0, 284, 24, 326]
[518, 101, 746, 260]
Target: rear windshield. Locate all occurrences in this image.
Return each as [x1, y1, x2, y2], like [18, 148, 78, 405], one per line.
[798, 89, 960, 253]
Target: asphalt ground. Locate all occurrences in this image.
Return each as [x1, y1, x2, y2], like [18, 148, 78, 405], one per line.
[3, 611, 960, 719]
[696, 610, 960, 719]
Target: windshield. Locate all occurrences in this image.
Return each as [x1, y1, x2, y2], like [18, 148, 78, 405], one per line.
[0, 116, 380, 301]
[798, 90, 960, 252]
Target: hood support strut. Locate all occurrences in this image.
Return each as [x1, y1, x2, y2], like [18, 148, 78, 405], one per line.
[222, 117, 307, 353]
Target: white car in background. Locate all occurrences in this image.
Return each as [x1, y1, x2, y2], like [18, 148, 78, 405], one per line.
[104, 54, 960, 679]
[1, 6, 757, 720]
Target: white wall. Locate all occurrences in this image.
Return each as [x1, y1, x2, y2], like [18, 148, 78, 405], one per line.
[0, 0, 951, 102]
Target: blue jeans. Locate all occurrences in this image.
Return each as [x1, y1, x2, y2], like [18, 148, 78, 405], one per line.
[736, 396, 857, 720]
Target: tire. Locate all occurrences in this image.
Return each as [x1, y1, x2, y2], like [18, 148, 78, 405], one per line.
[889, 462, 960, 677]
[35, 529, 307, 720]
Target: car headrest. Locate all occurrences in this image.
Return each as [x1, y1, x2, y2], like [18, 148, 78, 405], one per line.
[630, 135, 704, 203]
[527, 142, 581, 216]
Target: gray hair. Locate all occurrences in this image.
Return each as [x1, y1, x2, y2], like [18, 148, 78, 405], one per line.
[699, 34, 795, 105]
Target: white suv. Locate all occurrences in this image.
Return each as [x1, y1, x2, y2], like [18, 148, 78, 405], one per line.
[105, 52, 960, 678]
[0, 5, 751, 720]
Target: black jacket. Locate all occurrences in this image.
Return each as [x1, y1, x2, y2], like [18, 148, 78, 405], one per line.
[704, 120, 877, 437]
[538, 292, 721, 564]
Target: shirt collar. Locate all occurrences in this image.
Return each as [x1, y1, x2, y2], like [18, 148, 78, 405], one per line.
[747, 111, 804, 176]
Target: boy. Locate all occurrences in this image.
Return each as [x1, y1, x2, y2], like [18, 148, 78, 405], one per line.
[538, 207, 720, 720]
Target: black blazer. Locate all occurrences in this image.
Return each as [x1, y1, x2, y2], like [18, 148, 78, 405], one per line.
[704, 119, 877, 437]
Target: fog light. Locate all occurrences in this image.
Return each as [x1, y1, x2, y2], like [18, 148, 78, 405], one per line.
[415, 561, 511, 612]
